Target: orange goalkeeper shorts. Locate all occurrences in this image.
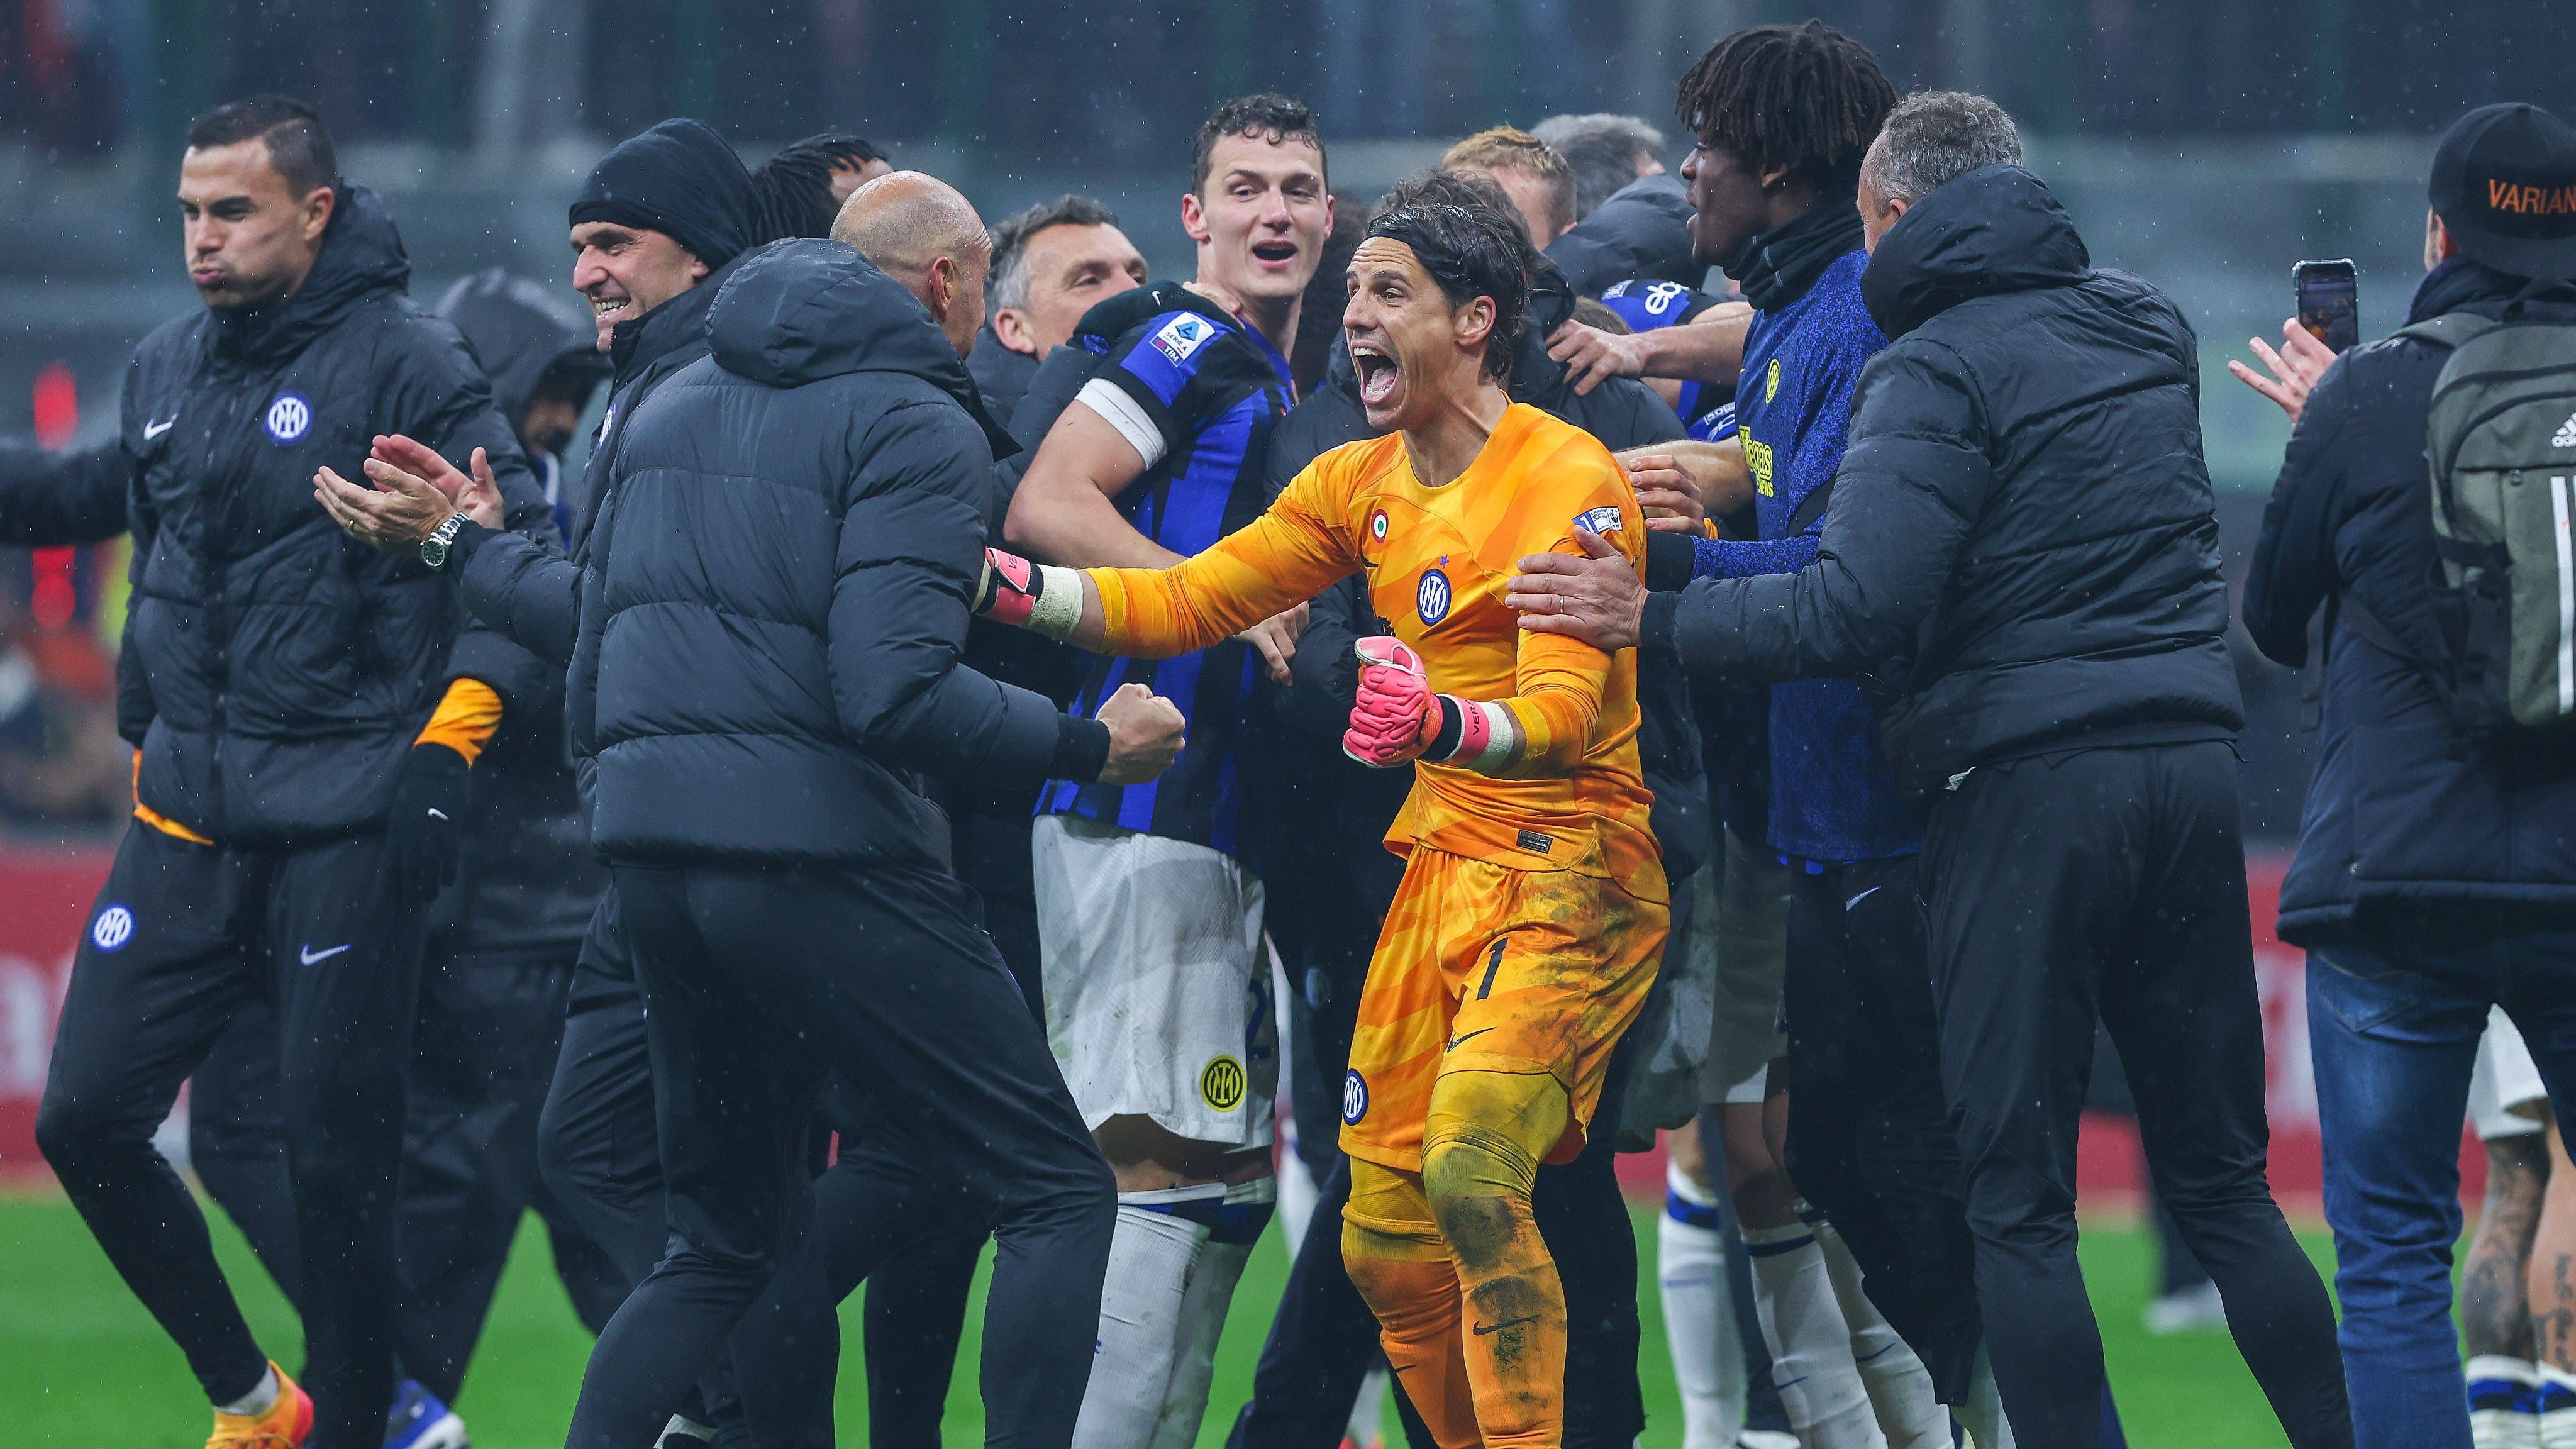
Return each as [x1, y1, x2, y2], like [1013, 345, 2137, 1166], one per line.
[1338, 843, 1666, 1173]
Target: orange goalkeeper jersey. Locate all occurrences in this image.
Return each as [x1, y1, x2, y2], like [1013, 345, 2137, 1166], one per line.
[1083, 402, 1663, 904]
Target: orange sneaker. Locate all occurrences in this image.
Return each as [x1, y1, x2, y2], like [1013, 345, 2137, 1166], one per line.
[206, 1362, 314, 1449]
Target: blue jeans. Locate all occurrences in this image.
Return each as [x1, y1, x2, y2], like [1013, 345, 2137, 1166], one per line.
[2307, 931, 2576, 1449]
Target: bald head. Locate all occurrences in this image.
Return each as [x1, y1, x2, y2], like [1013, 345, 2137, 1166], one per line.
[831, 170, 992, 357]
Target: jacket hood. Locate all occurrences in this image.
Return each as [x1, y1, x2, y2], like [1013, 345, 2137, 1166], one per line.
[215, 182, 411, 363]
[708, 238, 1014, 454]
[436, 267, 608, 429]
[1860, 165, 2091, 340]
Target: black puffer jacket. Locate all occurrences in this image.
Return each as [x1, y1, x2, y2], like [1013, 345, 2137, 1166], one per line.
[1650, 165, 2241, 797]
[445, 251, 744, 667]
[2243, 257, 2576, 942]
[572, 239, 1106, 867]
[0, 440, 127, 545]
[118, 186, 549, 845]
[1546, 173, 1701, 299]
[428, 272, 612, 953]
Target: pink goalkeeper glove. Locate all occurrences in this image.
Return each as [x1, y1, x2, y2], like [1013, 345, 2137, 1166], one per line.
[1345, 636, 1443, 767]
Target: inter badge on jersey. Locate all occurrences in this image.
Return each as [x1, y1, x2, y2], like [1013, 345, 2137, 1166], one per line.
[264, 391, 313, 446]
[91, 902, 135, 952]
[1151, 313, 1216, 364]
[1415, 568, 1452, 626]
[1573, 505, 1623, 535]
[1342, 1068, 1370, 1124]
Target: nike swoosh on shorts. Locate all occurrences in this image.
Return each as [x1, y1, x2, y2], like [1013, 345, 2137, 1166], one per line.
[143, 417, 177, 440]
[300, 943, 352, 965]
[1844, 885, 1882, 911]
[1446, 1026, 1495, 1052]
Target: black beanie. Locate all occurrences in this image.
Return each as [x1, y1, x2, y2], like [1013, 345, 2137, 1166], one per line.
[568, 118, 758, 270]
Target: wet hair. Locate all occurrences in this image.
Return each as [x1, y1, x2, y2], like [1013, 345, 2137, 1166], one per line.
[752, 131, 888, 242]
[184, 94, 338, 197]
[1372, 167, 1531, 248]
[1674, 21, 1896, 197]
[1441, 128, 1576, 238]
[1571, 296, 1629, 334]
[1532, 113, 1667, 221]
[1363, 172, 1536, 383]
[1193, 94, 1327, 196]
[989, 194, 1122, 313]
[1860, 92, 2024, 204]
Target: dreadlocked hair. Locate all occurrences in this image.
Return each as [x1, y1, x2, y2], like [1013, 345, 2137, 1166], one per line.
[1674, 21, 1895, 197]
[751, 132, 889, 243]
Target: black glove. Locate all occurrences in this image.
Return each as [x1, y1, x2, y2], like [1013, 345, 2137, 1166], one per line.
[386, 742, 471, 908]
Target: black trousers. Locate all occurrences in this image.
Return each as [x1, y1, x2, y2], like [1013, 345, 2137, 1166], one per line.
[565, 860, 1114, 1449]
[536, 889, 667, 1296]
[1782, 854, 1982, 1402]
[728, 804, 1056, 1449]
[1922, 742, 2350, 1449]
[36, 825, 421, 1449]
[191, 943, 628, 1402]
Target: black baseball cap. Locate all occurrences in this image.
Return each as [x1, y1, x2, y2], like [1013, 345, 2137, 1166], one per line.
[2430, 103, 2576, 280]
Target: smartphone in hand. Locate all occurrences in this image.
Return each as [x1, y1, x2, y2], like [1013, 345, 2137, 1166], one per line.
[2294, 259, 2360, 352]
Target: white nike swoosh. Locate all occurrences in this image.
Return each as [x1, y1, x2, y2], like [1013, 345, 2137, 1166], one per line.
[1843, 886, 1882, 911]
[299, 943, 352, 965]
[143, 418, 177, 440]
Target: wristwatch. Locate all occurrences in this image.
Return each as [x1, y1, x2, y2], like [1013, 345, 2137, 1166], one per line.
[418, 513, 467, 570]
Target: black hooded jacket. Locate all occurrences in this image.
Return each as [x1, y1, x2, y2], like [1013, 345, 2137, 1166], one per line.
[1648, 166, 2241, 797]
[571, 239, 1106, 867]
[115, 184, 549, 845]
[0, 440, 128, 545]
[1545, 173, 1701, 298]
[427, 272, 613, 953]
[2243, 257, 2576, 941]
[445, 252, 741, 667]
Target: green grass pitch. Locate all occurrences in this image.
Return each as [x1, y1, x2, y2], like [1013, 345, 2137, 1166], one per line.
[0, 1192, 2334, 1447]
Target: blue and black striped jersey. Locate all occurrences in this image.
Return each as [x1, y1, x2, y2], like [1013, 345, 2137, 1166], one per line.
[1597, 279, 1725, 425]
[1040, 298, 1297, 858]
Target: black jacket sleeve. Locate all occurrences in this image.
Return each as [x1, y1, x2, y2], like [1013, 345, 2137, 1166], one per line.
[1274, 573, 1377, 740]
[116, 464, 160, 748]
[2241, 360, 2355, 669]
[0, 439, 130, 545]
[1654, 343, 1987, 682]
[377, 315, 564, 711]
[830, 397, 1104, 786]
[450, 523, 584, 667]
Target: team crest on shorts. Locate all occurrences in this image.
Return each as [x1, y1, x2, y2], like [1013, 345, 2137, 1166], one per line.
[1573, 505, 1623, 535]
[91, 903, 135, 952]
[1151, 314, 1216, 364]
[1341, 1068, 1369, 1124]
[264, 391, 313, 445]
[1415, 568, 1451, 626]
[1199, 1055, 1246, 1112]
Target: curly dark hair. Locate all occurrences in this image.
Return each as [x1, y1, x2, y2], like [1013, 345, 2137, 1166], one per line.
[1363, 172, 1536, 384]
[1674, 21, 1895, 196]
[1192, 94, 1326, 196]
[751, 132, 889, 242]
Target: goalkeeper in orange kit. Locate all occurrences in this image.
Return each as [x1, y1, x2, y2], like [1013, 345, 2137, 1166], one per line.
[975, 187, 1667, 1449]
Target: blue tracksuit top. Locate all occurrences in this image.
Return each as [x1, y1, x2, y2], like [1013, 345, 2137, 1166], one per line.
[1687, 248, 1921, 865]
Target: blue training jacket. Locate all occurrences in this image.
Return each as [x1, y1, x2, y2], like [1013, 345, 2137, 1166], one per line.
[1687, 248, 1921, 865]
